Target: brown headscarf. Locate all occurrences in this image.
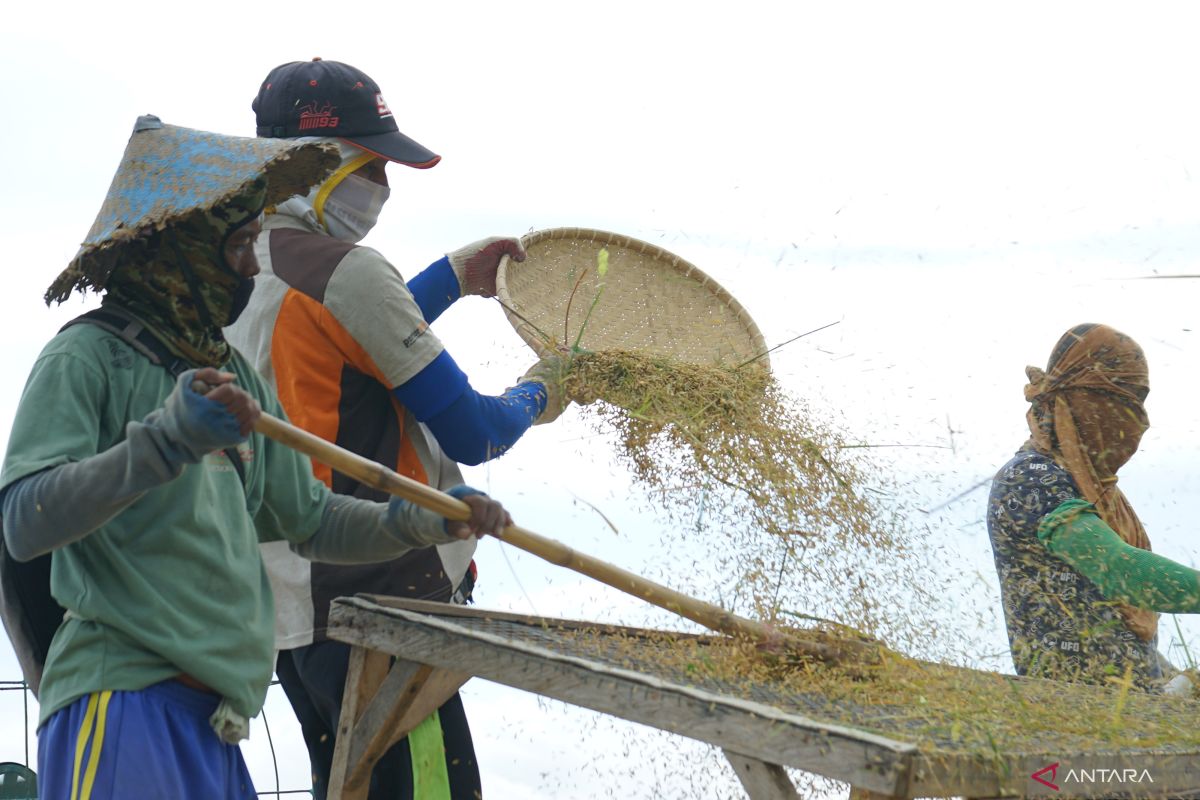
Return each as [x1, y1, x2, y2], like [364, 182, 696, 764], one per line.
[1024, 323, 1156, 641]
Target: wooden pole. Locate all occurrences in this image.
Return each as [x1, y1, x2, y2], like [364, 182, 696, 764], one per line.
[255, 413, 877, 666]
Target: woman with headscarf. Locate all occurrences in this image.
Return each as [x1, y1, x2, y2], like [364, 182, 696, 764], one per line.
[987, 323, 1200, 691]
[0, 117, 510, 800]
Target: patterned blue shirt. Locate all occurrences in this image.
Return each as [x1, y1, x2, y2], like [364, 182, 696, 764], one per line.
[987, 447, 1162, 689]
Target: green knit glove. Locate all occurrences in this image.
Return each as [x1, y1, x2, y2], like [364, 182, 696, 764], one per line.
[1038, 499, 1200, 612]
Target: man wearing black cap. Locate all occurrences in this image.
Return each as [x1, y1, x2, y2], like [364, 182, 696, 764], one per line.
[227, 58, 583, 799]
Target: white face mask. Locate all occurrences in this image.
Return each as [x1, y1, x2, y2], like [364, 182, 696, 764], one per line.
[321, 172, 390, 243]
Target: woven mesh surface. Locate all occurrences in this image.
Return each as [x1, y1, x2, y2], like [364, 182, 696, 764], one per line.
[496, 227, 769, 367]
[390, 606, 1200, 758]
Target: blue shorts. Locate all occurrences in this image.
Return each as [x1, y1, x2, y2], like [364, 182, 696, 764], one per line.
[38, 680, 256, 800]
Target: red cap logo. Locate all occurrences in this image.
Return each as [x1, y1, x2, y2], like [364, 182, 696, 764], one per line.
[376, 93, 394, 120]
[298, 102, 340, 131]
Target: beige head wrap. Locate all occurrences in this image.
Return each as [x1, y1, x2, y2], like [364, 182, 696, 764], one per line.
[1024, 323, 1155, 641]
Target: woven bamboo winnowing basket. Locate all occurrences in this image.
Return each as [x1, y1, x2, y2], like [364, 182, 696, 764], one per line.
[496, 228, 770, 369]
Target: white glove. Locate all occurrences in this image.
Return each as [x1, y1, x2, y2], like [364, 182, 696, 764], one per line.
[1164, 672, 1197, 698]
[519, 353, 569, 425]
[517, 353, 600, 425]
[446, 236, 526, 298]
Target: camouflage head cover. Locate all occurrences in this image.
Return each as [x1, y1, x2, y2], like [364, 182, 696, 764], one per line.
[45, 115, 337, 367]
[102, 181, 267, 367]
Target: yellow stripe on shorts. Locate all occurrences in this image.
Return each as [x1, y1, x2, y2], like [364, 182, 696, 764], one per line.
[69, 691, 113, 800]
[80, 691, 113, 800]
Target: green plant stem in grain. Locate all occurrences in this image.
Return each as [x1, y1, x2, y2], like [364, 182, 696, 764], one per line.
[571, 248, 609, 352]
[1172, 614, 1197, 671]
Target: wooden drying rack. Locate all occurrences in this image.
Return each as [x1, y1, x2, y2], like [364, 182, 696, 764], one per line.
[323, 596, 1200, 799]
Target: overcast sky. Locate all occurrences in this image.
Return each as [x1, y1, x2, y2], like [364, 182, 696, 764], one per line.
[3, 1, 1200, 796]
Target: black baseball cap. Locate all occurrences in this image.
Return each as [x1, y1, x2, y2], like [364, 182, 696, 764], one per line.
[253, 58, 441, 169]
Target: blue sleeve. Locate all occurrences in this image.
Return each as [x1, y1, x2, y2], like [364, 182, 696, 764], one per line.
[423, 382, 546, 465]
[391, 350, 470, 421]
[406, 257, 460, 323]
[392, 351, 548, 466]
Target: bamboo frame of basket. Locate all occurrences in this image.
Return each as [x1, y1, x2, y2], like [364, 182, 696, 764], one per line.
[496, 227, 772, 368]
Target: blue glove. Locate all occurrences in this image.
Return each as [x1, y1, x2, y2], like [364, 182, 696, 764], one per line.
[444, 485, 486, 534]
[381, 486, 487, 548]
[381, 485, 507, 547]
[154, 369, 248, 463]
